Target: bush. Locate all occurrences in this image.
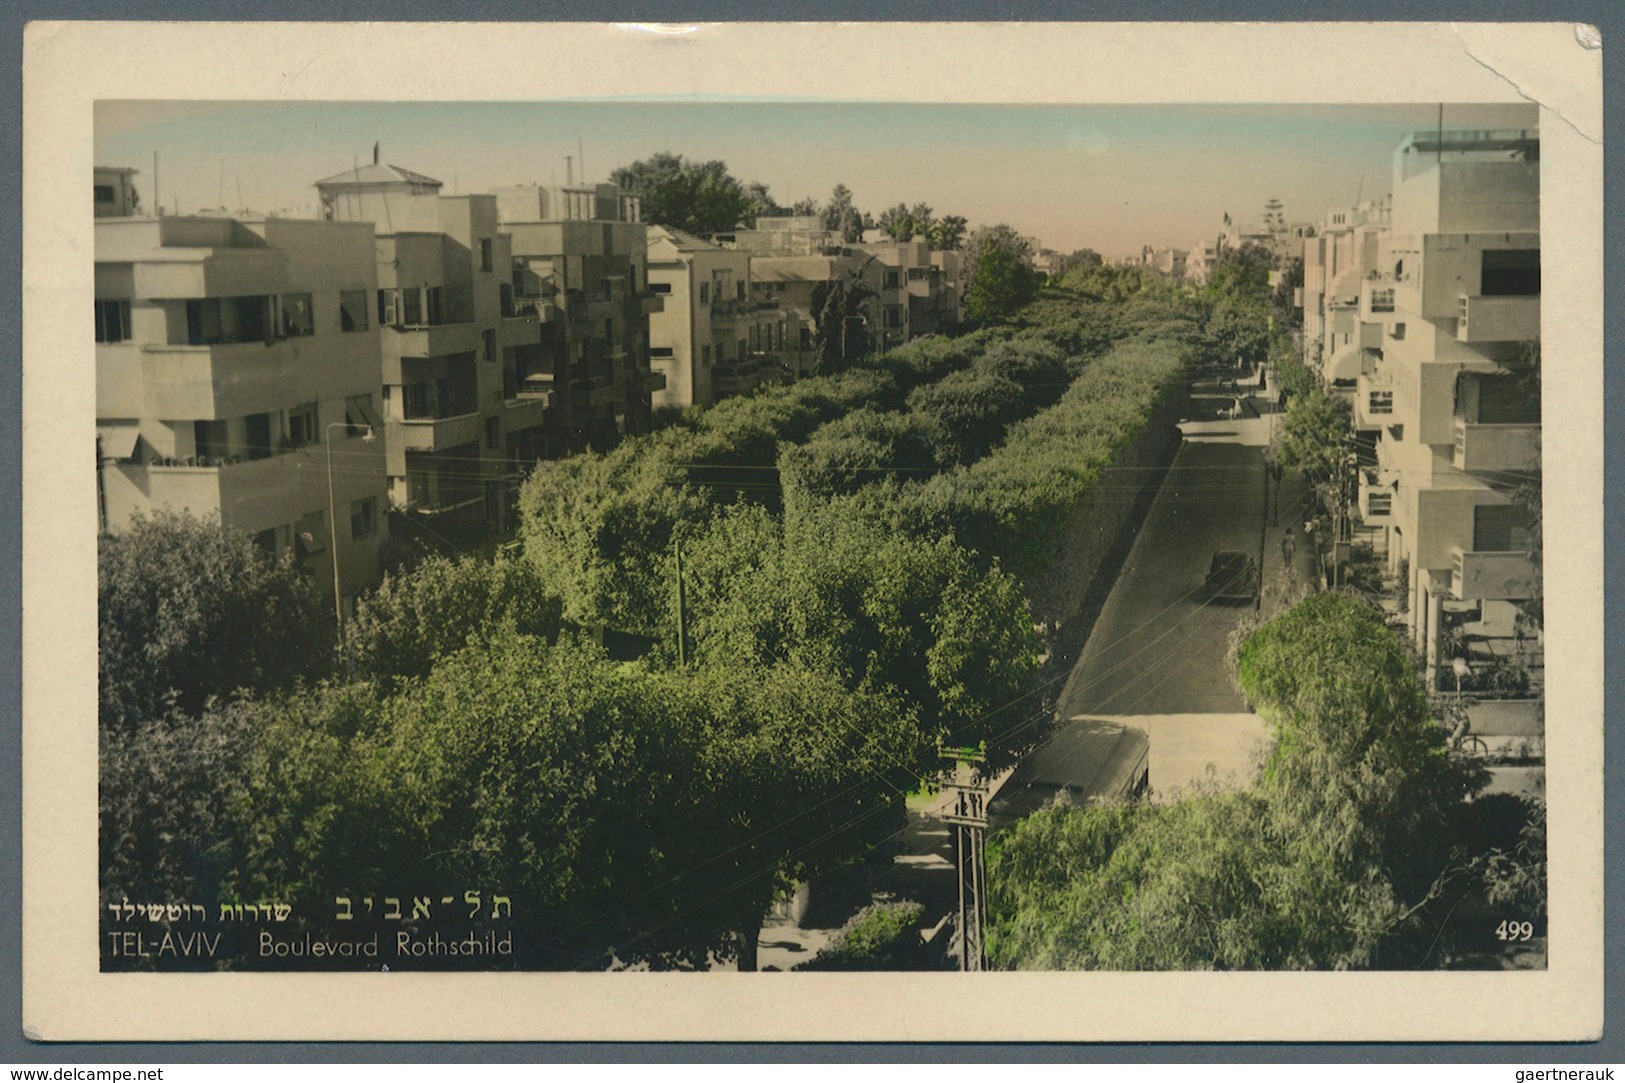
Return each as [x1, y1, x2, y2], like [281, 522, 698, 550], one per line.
[796, 900, 927, 970]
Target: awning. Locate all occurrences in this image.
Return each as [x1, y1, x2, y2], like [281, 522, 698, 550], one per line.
[96, 422, 140, 460]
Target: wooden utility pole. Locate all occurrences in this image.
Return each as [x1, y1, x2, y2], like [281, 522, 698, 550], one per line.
[941, 748, 989, 971]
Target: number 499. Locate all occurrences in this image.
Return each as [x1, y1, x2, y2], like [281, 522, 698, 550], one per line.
[1497, 919, 1534, 942]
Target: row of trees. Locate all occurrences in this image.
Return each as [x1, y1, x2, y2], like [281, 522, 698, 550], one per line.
[101, 254, 1241, 969]
[104, 268, 1171, 965]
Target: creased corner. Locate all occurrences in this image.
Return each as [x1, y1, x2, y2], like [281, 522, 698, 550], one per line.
[1448, 23, 1601, 147]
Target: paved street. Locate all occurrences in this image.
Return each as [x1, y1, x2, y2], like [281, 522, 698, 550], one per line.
[1057, 408, 1273, 718]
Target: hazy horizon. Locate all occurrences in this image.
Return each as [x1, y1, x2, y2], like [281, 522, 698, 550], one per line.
[95, 100, 1538, 257]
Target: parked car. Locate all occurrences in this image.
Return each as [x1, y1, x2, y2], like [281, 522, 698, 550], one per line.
[1206, 549, 1259, 604]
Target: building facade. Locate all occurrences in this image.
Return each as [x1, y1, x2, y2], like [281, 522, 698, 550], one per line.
[315, 161, 543, 535]
[1347, 128, 1542, 728]
[95, 206, 390, 607]
[495, 182, 665, 447]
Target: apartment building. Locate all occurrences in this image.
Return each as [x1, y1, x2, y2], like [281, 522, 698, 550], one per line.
[95, 199, 390, 607]
[94, 166, 141, 218]
[494, 182, 665, 447]
[1301, 197, 1391, 394]
[1349, 129, 1541, 722]
[315, 160, 544, 534]
[645, 226, 799, 407]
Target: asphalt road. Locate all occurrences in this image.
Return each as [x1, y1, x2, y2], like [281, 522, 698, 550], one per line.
[1057, 420, 1269, 718]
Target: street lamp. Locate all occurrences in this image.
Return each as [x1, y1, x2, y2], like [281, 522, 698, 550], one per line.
[326, 420, 376, 628]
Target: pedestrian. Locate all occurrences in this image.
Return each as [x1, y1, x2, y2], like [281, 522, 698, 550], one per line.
[1280, 529, 1296, 565]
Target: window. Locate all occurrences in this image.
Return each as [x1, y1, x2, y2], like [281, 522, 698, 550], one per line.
[345, 394, 380, 437]
[1367, 390, 1394, 416]
[1481, 249, 1540, 297]
[650, 282, 672, 295]
[94, 299, 130, 343]
[737, 281, 746, 301]
[499, 283, 515, 318]
[480, 239, 494, 272]
[350, 498, 378, 540]
[185, 296, 270, 345]
[377, 288, 399, 327]
[886, 307, 902, 328]
[401, 288, 423, 326]
[482, 329, 496, 362]
[701, 345, 712, 368]
[192, 419, 228, 461]
[1389, 323, 1406, 341]
[650, 346, 674, 359]
[1473, 504, 1532, 552]
[288, 402, 318, 447]
[425, 286, 445, 326]
[340, 290, 369, 332]
[699, 283, 710, 304]
[279, 294, 315, 337]
[245, 412, 273, 461]
[1366, 493, 1393, 517]
[884, 270, 900, 289]
[604, 319, 614, 347]
[485, 416, 501, 450]
[94, 184, 116, 204]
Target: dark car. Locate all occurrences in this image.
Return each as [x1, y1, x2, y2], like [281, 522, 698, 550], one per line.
[1206, 549, 1259, 604]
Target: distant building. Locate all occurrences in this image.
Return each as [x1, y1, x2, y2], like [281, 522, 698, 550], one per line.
[94, 166, 141, 219]
[645, 225, 797, 407]
[316, 159, 542, 534]
[495, 182, 665, 448]
[96, 208, 390, 608]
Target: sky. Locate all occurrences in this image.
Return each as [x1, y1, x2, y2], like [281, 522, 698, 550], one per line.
[95, 101, 1538, 257]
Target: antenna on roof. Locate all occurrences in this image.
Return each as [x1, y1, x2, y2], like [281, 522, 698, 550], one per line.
[566, 156, 574, 186]
[373, 142, 380, 166]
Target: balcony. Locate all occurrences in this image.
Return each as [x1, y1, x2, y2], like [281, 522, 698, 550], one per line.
[503, 395, 549, 432]
[136, 340, 293, 420]
[1453, 419, 1540, 475]
[140, 451, 337, 534]
[639, 293, 665, 316]
[572, 376, 619, 408]
[1456, 294, 1539, 344]
[505, 296, 558, 323]
[635, 370, 667, 394]
[384, 321, 479, 359]
[395, 411, 483, 453]
[1450, 547, 1536, 601]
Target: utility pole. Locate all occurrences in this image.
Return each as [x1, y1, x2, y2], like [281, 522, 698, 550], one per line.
[941, 746, 989, 972]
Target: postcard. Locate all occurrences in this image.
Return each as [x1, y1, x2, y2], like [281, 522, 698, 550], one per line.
[22, 20, 1603, 1041]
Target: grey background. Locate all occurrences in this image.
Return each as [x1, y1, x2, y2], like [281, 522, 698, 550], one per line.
[3, 0, 1617, 1064]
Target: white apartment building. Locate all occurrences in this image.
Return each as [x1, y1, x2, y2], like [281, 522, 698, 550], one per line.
[316, 160, 545, 533]
[95, 201, 390, 607]
[1350, 129, 1541, 721]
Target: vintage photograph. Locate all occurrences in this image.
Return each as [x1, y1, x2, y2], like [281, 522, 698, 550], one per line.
[90, 98, 1551, 976]
[25, 21, 1604, 1042]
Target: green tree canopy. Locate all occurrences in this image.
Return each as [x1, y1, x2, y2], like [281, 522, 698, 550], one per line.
[346, 552, 564, 690]
[98, 510, 330, 727]
[610, 152, 769, 235]
[822, 183, 866, 243]
[962, 225, 1043, 325]
[1274, 386, 1351, 480]
[988, 593, 1490, 971]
